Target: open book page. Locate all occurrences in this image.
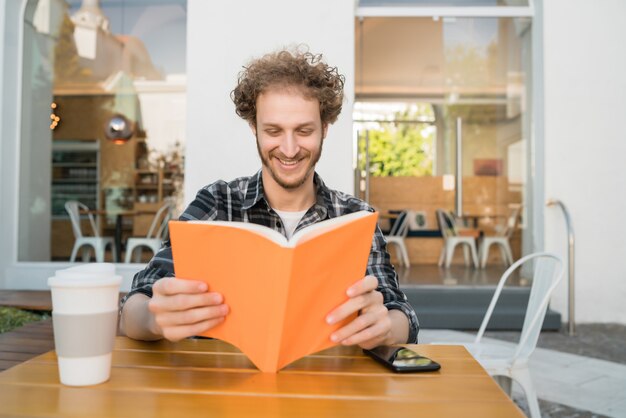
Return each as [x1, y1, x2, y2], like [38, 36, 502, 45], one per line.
[169, 210, 379, 372]
[289, 210, 374, 247]
[188, 210, 373, 248]
[187, 220, 288, 246]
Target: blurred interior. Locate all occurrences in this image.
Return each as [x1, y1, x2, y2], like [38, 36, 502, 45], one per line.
[354, 16, 532, 282]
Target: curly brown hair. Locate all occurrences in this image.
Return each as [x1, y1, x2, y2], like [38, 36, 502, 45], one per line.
[231, 49, 345, 126]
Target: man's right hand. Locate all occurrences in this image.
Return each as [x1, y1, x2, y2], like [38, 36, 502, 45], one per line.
[148, 277, 229, 342]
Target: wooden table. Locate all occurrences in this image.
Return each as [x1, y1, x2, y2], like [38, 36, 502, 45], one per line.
[462, 212, 507, 229]
[0, 337, 524, 417]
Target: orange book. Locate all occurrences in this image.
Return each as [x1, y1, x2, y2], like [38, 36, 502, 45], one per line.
[169, 211, 378, 372]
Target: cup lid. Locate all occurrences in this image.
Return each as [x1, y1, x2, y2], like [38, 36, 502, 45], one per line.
[48, 263, 122, 288]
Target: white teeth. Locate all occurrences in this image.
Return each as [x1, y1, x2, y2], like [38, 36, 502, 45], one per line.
[278, 159, 298, 166]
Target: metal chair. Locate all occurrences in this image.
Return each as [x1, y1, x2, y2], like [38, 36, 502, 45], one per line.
[383, 210, 411, 268]
[432, 252, 564, 418]
[124, 201, 173, 263]
[65, 201, 117, 263]
[436, 209, 479, 268]
[479, 206, 521, 268]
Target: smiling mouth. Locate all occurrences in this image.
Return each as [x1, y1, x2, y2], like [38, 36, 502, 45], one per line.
[276, 157, 304, 167]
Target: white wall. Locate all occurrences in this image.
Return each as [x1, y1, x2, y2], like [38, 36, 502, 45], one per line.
[543, 0, 626, 323]
[184, 0, 356, 203]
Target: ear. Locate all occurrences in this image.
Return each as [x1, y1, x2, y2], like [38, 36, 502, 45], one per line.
[249, 122, 257, 136]
[322, 124, 328, 140]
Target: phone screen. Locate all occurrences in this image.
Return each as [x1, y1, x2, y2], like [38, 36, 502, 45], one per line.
[364, 346, 441, 372]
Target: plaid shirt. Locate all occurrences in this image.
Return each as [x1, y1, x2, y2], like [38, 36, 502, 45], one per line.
[123, 170, 419, 343]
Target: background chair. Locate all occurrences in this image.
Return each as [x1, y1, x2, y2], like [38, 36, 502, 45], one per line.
[65, 200, 117, 263]
[432, 252, 564, 418]
[383, 210, 410, 268]
[436, 209, 479, 268]
[479, 206, 521, 268]
[124, 200, 173, 263]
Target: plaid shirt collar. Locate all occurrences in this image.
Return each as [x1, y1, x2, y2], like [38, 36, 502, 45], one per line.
[242, 169, 332, 220]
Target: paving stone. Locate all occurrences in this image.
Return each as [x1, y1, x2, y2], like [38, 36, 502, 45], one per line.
[422, 325, 626, 417]
[483, 323, 626, 365]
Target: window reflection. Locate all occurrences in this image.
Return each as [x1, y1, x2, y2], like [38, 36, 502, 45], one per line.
[355, 16, 530, 267]
[20, 0, 187, 263]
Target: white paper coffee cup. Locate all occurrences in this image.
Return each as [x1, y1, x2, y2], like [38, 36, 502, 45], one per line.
[48, 263, 122, 386]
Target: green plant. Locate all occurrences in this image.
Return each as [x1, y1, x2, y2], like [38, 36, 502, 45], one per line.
[0, 307, 49, 334]
[358, 109, 434, 177]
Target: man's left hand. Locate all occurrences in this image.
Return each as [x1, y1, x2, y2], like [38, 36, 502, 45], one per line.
[326, 275, 393, 349]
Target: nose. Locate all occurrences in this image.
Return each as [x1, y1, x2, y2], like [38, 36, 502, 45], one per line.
[279, 131, 300, 158]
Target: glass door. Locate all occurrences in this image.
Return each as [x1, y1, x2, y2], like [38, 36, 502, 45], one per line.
[355, 13, 532, 281]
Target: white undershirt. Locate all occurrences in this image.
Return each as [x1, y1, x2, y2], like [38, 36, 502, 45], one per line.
[273, 208, 308, 240]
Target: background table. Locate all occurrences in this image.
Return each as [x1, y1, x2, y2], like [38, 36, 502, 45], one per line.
[0, 338, 525, 418]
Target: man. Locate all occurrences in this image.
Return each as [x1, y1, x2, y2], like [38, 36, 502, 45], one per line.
[120, 49, 419, 349]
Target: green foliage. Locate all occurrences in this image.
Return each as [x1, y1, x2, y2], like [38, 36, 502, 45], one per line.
[359, 110, 434, 177]
[0, 307, 49, 334]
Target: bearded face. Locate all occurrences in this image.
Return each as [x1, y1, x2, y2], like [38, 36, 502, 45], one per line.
[253, 88, 326, 191]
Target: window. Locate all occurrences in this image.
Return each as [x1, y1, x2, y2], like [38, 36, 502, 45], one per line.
[355, 15, 532, 263]
[354, 102, 436, 177]
[19, 0, 187, 263]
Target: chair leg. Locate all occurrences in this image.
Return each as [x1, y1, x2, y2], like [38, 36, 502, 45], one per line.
[391, 243, 401, 267]
[95, 242, 105, 263]
[512, 368, 541, 418]
[134, 248, 143, 264]
[463, 245, 470, 266]
[498, 244, 507, 266]
[110, 241, 118, 263]
[438, 245, 445, 267]
[469, 243, 479, 268]
[445, 243, 456, 268]
[81, 247, 91, 262]
[493, 375, 512, 396]
[503, 242, 514, 266]
[124, 245, 132, 263]
[398, 242, 410, 268]
[480, 241, 492, 268]
[70, 244, 80, 262]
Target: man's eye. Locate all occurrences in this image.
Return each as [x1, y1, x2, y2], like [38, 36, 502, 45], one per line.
[298, 130, 313, 136]
[266, 130, 281, 136]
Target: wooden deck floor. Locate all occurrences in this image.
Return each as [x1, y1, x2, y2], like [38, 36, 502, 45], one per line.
[0, 290, 130, 372]
[0, 319, 54, 372]
[0, 290, 52, 311]
[0, 290, 54, 371]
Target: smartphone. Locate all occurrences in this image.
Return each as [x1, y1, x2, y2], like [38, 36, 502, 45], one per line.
[364, 346, 441, 373]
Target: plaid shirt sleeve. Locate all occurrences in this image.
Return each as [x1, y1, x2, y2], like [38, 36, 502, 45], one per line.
[367, 222, 420, 344]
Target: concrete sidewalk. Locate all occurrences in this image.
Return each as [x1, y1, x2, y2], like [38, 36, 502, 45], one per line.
[419, 329, 626, 418]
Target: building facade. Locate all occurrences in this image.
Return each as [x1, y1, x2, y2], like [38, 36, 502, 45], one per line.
[0, 0, 624, 324]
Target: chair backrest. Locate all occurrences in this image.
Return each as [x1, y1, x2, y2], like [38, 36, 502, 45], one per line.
[64, 200, 99, 239]
[146, 200, 174, 239]
[501, 206, 522, 238]
[436, 209, 457, 238]
[388, 210, 410, 238]
[474, 252, 564, 365]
